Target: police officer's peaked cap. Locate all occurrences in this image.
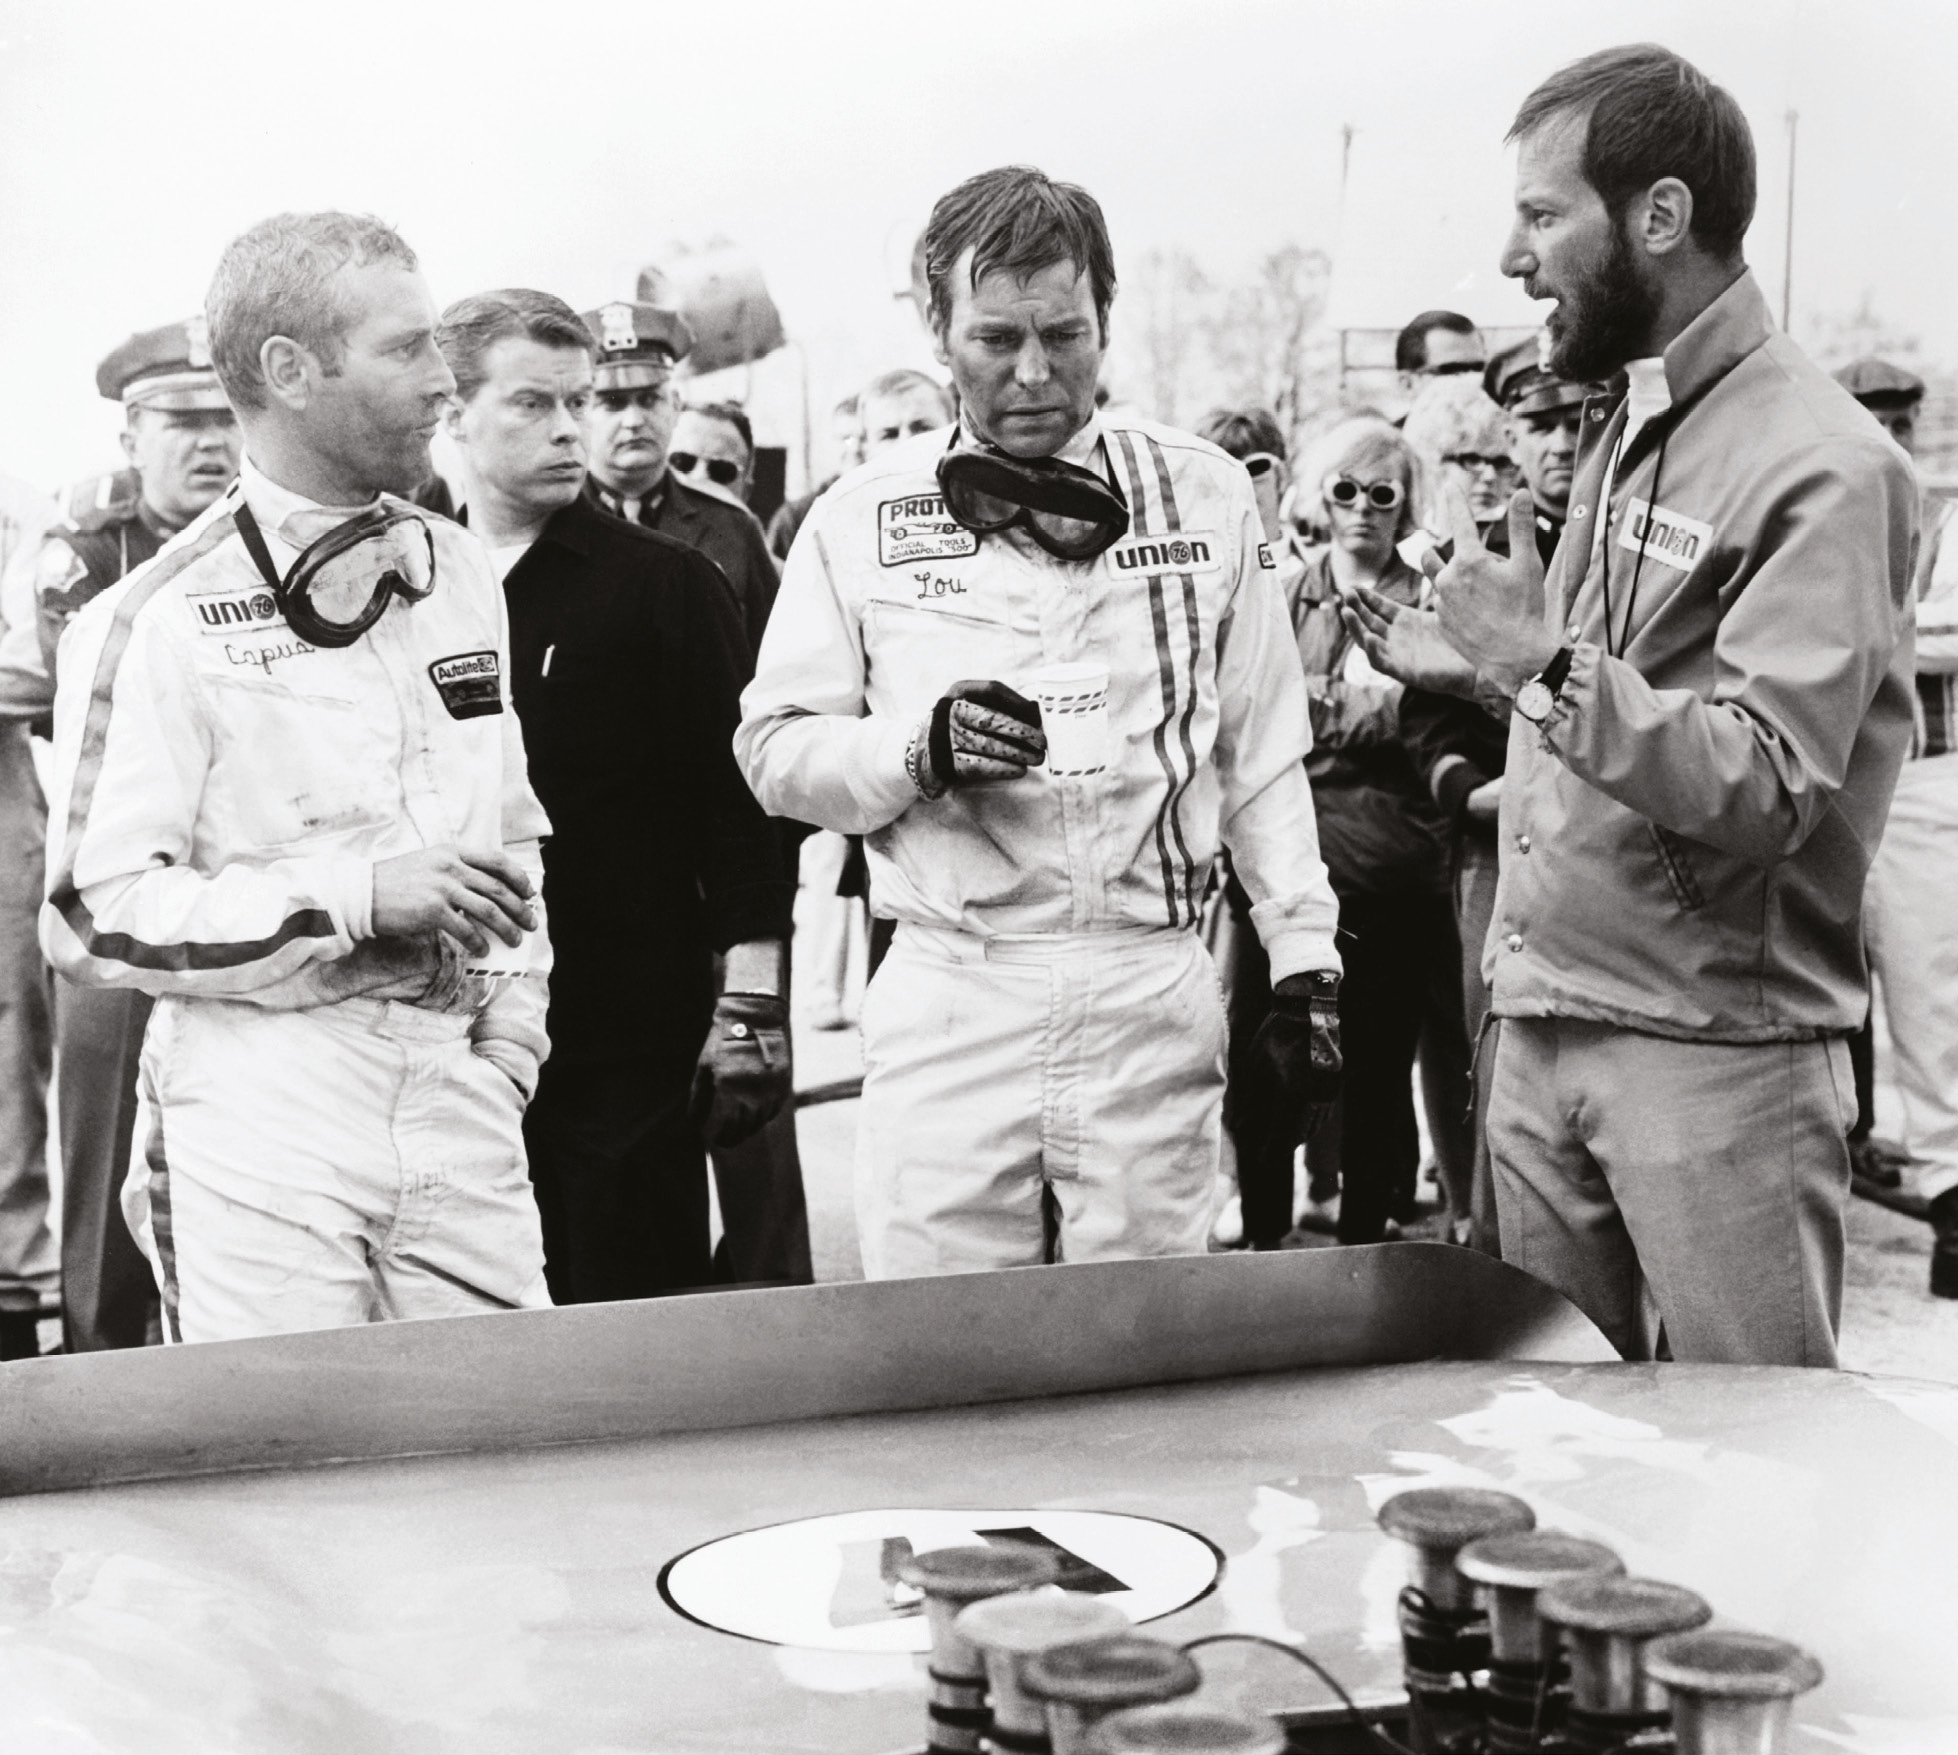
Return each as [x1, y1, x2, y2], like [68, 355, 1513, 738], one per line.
[581, 301, 695, 389]
[1833, 356, 1925, 408]
[1483, 336, 1590, 418]
[95, 317, 231, 413]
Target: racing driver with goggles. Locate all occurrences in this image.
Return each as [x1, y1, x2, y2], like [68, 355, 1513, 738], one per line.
[42, 213, 554, 1343]
[738, 167, 1343, 1277]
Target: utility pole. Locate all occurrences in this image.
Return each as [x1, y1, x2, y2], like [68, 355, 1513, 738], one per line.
[1781, 110, 1799, 332]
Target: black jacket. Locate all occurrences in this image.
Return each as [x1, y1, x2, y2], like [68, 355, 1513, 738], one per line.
[584, 471, 780, 655]
[502, 494, 794, 1063]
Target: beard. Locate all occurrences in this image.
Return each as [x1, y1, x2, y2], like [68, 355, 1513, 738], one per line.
[1544, 219, 1662, 382]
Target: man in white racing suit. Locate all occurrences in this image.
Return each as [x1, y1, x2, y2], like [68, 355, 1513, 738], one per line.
[738, 167, 1342, 1278]
[42, 212, 553, 1342]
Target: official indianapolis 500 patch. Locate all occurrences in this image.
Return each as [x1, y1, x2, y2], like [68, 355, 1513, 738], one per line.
[428, 649, 503, 719]
[878, 495, 979, 567]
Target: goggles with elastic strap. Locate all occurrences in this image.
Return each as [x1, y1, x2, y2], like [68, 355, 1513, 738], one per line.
[234, 500, 436, 649]
[935, 437, 1130, 562]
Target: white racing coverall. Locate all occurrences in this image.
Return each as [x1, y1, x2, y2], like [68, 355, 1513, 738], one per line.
[737, 416, 1339, 1276]
[42, 459, 553, 1342]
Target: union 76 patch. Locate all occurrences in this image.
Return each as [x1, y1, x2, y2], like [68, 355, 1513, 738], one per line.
[878, 494, 979, 567]
[428, 650, 503, 719]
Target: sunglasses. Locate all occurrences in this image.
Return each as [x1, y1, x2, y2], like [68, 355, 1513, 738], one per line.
[1239, 452, 1282, 480]
[1324, 475, 1406, 512]
[1423, 360, 1486, 377]
[671, 451, 743, 488]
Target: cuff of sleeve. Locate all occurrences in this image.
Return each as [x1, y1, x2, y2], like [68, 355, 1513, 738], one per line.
[1430, 753, 1489, 824]
[1538, 640, 1599, 755]
[1256, 921, 1343, 985]
[339, 857, 375, 942]
[869, 714, 926, 815]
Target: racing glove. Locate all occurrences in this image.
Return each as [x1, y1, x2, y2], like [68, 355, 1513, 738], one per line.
[689, 990, 793, 1149]
[1240, 971, 1343, 1155]
[913, 679, 1046, 795]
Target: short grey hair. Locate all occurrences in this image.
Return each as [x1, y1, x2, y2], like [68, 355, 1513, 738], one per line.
[206, 212, 419, 412]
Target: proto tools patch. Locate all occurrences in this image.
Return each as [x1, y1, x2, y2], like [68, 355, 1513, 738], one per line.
[1107, 531, 1224, 576]
[659, 1507, 1222, 1651]
[428, 650, 503, 719]
[1617, 499, 1712, 571]
[879, 495, 980, 567]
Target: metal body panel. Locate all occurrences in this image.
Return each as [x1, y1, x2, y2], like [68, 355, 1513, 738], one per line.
[0, 1251, 1951, 1752]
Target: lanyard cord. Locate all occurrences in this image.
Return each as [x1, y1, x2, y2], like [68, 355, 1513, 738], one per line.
[231, 500, 287, 593]
[1597, 422, 1672, 660]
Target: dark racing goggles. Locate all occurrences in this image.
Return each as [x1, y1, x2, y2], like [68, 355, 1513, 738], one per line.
[234, 501, 436, 649]
[936, 442, 1130, 561]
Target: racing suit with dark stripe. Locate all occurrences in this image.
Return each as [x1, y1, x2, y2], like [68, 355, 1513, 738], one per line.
[736, 416, 1339, 1276]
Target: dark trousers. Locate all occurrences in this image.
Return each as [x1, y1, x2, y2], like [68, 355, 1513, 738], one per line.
[1222, 876, 1298, 1247]
[1334, 887, 1467, 1245]
[710, 1107, 813, 1285]
[58, 981, 159, 1351]
[524, 1054, 714, 1301]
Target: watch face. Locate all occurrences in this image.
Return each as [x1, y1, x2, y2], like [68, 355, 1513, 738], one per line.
[1516, 678, 1553, 724]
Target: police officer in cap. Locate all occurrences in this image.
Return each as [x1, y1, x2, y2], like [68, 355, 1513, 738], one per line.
[3, 318, 241, 1351]
[1480, 336, 1595, 565]
[580, 301, 781, 650]
[1835, 356, 1925, 455]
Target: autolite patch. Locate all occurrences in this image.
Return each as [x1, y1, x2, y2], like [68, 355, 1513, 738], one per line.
[428, 650, 503, 719]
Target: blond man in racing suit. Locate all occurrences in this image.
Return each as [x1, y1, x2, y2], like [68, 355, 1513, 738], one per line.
[43, 213, 553, 1342]
[738, 168, 1342, 1278]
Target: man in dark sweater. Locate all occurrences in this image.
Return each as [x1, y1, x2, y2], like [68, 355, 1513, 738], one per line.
[437, 288, 796, 1299]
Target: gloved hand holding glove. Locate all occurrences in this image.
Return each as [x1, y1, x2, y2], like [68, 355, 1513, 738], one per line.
[908, 679, 1046, 796]
[689, 990, 793, 1149]
[1241, 970, 1343, 1157]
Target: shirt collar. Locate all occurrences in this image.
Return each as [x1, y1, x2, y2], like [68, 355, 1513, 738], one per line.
[1624, 357, 1671, 439]
[955, 412, 1109, 476]
[239, 454, 380, 549]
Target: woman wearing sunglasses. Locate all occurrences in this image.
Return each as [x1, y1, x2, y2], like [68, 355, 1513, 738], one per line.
[1290, 418, 1474, 1246]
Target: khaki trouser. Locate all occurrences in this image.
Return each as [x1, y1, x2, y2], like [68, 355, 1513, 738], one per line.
[0, 721, 55, 1313]
[1487, 1014, 1854, 1367]
[1865, 750, 1958, 1203]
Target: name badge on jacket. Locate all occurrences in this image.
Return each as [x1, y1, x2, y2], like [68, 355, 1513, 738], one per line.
[1618, 499, 1712, 570]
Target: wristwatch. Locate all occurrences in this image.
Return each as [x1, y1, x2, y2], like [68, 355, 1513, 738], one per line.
[1515, 646, 1575, 725]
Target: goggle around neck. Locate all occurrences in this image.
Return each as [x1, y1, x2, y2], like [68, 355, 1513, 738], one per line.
[235, 499, 436, 649]
[935, 433, 1130, 562]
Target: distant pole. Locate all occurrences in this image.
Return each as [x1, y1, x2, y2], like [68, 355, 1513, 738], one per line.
[1339, 124, 1355, 219]
[1781, 110, 1799, 332]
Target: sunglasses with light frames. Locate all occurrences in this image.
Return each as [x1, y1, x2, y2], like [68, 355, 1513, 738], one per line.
[1324, 474, 1406, 512]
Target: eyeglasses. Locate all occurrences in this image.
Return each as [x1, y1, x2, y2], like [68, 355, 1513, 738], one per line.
[1239, 452, 1282, 480]
[234, 501, 436, 649]
[1441, 452, 1510, 473]
[1324, 475, 1405, 512]
[671, 451, 743, 488]
[1422, 360, 1486, 378]
[937, 440, 1130, 561]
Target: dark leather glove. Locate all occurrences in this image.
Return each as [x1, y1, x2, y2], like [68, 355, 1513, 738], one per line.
[925, 679, 1046, 789]
[1241, 971, 1342, 1156]
[689, 991, 792, 1149]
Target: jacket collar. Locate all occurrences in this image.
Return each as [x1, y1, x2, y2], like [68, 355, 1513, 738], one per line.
[1659, 267, 1772, 410]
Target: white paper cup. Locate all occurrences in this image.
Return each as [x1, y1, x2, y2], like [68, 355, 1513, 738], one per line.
[1029, 660, 1112, 778]
[465, 928, 531, 981]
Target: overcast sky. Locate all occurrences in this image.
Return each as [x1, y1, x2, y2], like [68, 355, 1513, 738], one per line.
[2, 0, 1953, 488]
